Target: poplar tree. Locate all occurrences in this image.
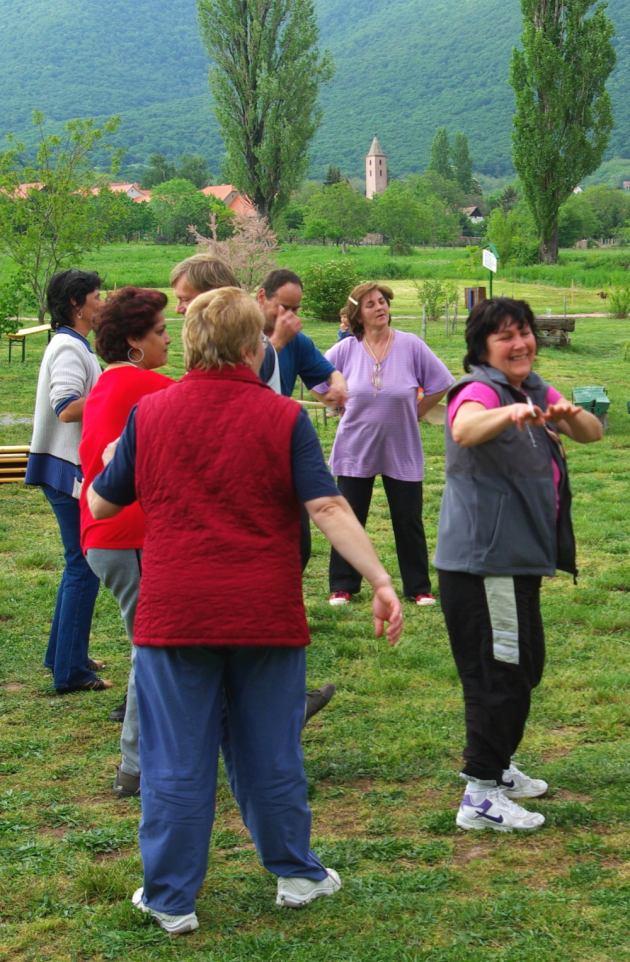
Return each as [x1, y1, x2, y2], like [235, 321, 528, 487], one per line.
[197, 0, 333, 221]
[452, 133, 473, 193]
[428, 128, 452, 181]
[510, 0, 615, 263]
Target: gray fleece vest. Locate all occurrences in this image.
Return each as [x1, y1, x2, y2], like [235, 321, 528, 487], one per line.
[434, 365, 576, 578]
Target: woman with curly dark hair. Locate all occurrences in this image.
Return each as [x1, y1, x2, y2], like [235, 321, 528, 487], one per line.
[79, 286, 173, 794]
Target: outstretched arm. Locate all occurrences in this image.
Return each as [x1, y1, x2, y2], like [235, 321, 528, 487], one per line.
[305, 495, 403, 645]
[544, 399, 603, 443]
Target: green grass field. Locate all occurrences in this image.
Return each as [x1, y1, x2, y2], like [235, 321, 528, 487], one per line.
[2, 242, 628, 319]
[0, 297, 629, 960]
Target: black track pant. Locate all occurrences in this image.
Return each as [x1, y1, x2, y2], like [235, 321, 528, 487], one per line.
[438, 570, 545, 783]
[329, 475, 430, 597]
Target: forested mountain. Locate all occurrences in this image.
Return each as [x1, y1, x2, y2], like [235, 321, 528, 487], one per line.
[0, 0, 627, 180]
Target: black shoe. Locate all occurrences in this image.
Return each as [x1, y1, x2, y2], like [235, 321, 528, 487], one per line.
[112, 766, 140, 798]
[109, 696, 127, 723]
[303, 684, 336, 728]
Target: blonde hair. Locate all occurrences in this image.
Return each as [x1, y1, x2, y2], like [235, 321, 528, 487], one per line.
[346, 282, 394, 340]
[170, 253, 238, 292]
[182, 287, 263, 370]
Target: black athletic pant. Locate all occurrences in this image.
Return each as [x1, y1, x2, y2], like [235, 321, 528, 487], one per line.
[329, 475, 431, 597]
[438, 570, 545, 783]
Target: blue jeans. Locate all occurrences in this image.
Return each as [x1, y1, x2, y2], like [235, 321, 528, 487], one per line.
[135, 644, 326, 916]
[42, 485, 100, 691]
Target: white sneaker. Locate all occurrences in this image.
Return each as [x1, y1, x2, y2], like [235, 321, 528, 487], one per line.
[502, 763, 548, 799]
[132, 887, 199, 934]
[456, 787, 545, 832]
[276, 868, 341, 908]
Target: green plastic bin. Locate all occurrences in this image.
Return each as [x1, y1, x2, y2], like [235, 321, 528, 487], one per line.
[572, 386, 610, 416]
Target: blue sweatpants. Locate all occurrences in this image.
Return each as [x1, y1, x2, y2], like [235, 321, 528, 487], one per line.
[134, 644, 326, 916]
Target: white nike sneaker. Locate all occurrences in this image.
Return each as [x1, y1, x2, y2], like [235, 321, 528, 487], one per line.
[501, 763, 548, 799]
[276, 868, 341, 908]
[456, 787, 545, 832]
[132, 887, 199, 934]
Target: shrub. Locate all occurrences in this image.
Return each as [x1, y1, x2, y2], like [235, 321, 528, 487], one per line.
[608, 287, 630, 319]
[378, 259, 412, 280]
[0, 273, 33, 335]
[302, 259, 361, 322]
[414, 279, 446, 323]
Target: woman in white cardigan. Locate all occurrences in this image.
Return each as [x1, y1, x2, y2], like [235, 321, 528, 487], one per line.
[26, 269, 109, 692]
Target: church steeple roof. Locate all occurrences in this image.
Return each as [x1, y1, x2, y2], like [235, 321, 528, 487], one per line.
[367, 136, 385, 157]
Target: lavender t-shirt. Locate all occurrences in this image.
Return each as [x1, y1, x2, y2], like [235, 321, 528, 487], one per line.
[313, 330, 453, 481]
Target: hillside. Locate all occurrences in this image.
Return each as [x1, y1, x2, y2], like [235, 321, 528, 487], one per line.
[0, 0, 627, 180]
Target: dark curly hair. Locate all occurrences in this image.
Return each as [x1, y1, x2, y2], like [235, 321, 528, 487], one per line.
[463, 297, 539, 372]
[46, 269, 102, 330]
[95, 287, 168, 363]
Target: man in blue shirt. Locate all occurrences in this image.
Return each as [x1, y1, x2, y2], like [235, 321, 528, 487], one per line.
[256, 270, 348, 406]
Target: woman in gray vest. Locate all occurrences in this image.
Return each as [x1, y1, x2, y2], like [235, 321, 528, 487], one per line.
[434, 297, 602, 833]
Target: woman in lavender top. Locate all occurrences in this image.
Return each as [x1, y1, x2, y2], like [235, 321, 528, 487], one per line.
[313, 282, 453, 607]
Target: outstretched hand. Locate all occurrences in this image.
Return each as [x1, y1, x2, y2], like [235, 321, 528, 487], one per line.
[372, 584, 404, 647]
[510, 402, 544, 431]
[544, 400, 582, 423]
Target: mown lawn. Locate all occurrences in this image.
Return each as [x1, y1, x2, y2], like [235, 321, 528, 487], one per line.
[0, 307, 628, 961]
[2, 242, 628, 318]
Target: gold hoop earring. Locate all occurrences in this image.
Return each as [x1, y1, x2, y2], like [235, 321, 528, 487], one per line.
[127, 346, 145, 365]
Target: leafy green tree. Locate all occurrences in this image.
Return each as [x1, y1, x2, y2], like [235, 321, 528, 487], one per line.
[89, 188, 156, 243]
[510, 0, 616, 263]
[581, 184, 630, 238]
[0, 112, 120, 320]
[370, 182, 423, 253]
[177, 154, 212, 189]
[452, 133, 473, 193]
[198, 0, 333, 221]
[557, 193, 599, 246]
[410, 171, 464, 210]
[141, 153, 177, 188]
[275, 201, 306, 242]
[150, 178, 233, 244]
[372, 181, 459, 253]
[428, 128, 452, 181]
[485, 201, 538, 264]
[303, 182, 369, 245]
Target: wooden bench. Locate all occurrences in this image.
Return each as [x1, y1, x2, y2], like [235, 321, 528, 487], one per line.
[0, 445, 29, 484]
[536, 315, 576, 347]
[7, 324, 51, 362]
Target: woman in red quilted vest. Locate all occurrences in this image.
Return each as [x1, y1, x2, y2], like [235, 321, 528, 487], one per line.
[88, 287, 403, 935]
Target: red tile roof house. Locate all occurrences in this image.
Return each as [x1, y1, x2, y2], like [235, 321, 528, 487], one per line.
[201, 185, 256, 217]
[93, 182, 152, 202]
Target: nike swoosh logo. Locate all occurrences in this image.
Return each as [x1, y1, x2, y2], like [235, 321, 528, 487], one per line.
[475, 811, 504, 824]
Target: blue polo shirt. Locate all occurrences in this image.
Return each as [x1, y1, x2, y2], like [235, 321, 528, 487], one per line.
[277, 332, 335, 397]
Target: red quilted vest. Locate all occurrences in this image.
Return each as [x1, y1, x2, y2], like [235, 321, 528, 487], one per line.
[132, 365, 309, 648]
